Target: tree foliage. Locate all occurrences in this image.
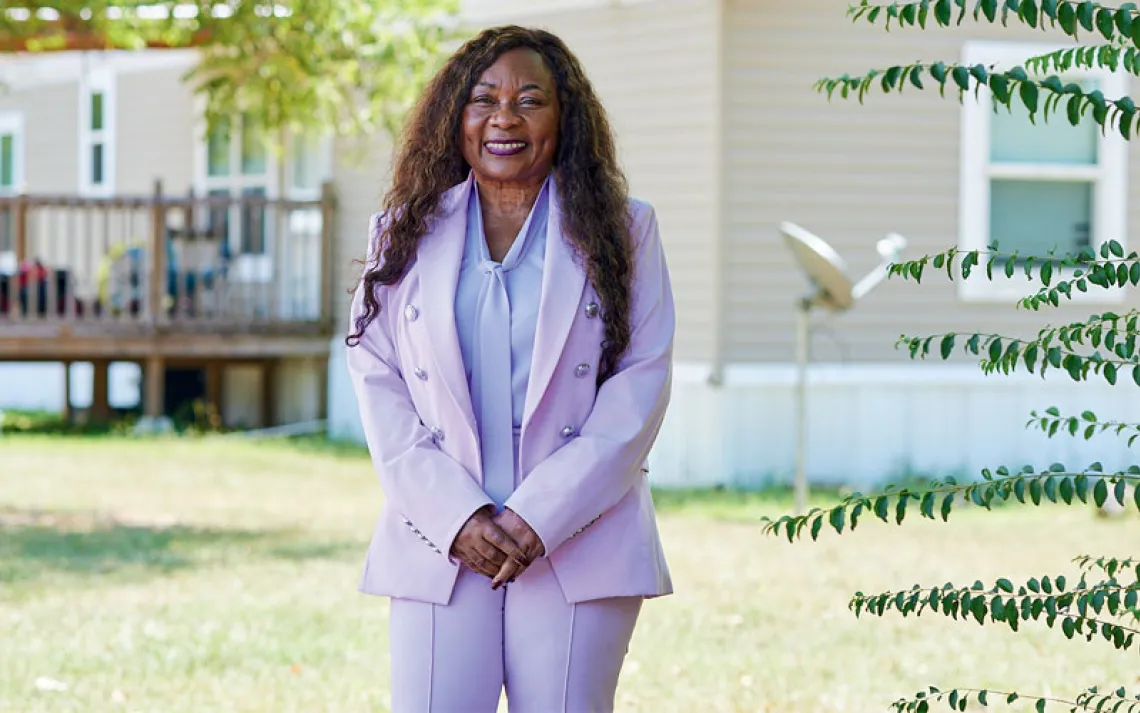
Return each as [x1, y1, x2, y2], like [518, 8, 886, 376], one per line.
[0, 1, 459, 143]
[767, 2, 1140, 710]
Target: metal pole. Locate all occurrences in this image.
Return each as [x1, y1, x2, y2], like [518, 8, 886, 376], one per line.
[794, 297, 812, 515]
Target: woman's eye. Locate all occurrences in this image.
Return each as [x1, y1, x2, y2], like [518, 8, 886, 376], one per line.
[470, 95, 494, 105]
[519, 97, 542, 107]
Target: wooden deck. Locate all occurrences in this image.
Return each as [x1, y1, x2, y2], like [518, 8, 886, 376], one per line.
[0, 181, 337, 423]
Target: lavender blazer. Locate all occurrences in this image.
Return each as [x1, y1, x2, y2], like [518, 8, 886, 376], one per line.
[346, 177, 675, 605]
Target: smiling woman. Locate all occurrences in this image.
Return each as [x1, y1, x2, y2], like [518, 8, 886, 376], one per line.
[345, 24, 677, 713]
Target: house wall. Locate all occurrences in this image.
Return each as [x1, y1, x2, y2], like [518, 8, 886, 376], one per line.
[116, 64, 197, 196]
[0, 81, 79, 193]
[641, 0, 1140, 490]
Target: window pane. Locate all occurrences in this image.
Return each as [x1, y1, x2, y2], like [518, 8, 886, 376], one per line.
[92, 143, 104, 185]
[241, 186, 266, 254]
[241, 115, 267, 175]
[0, 134, 12, 188]
[207, 119, 230, 177]
[990, 79, 1098, 164]
[208, 189, 230, 244]
[292, 134, 316, 190]
[91, 92, 104, 132]
[989, 179, 1092, 256]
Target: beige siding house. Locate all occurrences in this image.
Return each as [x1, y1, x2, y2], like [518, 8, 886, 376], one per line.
[2, 0, 1134, 486]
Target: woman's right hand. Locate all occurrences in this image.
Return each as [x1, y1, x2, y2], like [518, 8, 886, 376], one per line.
[450, 506, 530, 579]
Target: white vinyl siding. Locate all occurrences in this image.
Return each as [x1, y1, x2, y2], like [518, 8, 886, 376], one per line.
[78, 68, 115, 196]
[958, 40, 1128, 303]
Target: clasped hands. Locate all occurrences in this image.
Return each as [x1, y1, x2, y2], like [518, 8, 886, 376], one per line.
[450, 505, 545, 589]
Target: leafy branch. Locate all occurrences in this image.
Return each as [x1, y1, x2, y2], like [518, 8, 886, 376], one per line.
[890, 685, 1140, 712]
[1028, 407, 1140, 445]
[885, 240, 1140, 312]
[851, 0, 1140, 47]
[761, 466, 1140, 542]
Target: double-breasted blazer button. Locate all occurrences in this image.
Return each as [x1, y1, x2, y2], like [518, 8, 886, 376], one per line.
[584, 301, 599, 318]
[404, 304, 419, 321]
[560, 425, 576, 438]
[413, 367, 428, 381]
[431, 427, 445, 442]
[574, 363, 591, 378]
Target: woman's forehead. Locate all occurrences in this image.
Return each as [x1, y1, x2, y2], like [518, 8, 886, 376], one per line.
[477, 48, 554, 88]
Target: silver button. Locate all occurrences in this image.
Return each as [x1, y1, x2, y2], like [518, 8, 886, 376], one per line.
[414, 367, 428, 381]
[574, 363, 590, 378]
[431, 427, 445, 442]
[584, 302, 599, 318]
[404, 304, 419, 321]
[560, 425, 575, 438]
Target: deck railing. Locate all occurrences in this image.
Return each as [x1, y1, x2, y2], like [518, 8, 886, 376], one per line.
[0, 180, 335, 336]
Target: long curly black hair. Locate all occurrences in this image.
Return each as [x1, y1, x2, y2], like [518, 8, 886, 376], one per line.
[346, 25, 633, 384]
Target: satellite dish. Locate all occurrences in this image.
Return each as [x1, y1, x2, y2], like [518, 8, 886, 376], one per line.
[780, 221, 855, 311]
[779, 220, 908, 515]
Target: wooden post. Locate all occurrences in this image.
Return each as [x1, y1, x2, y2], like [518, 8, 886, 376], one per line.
[148, 179, 166, 323]
[91, 359, 110, 423]
[62, 361, 73, 424]
[260, 359, 278, 429]
[316, 356, 329, 423]
[319, 181, 336, 328]
[144, 354, 165, 419]
[206, 360, 224, 425]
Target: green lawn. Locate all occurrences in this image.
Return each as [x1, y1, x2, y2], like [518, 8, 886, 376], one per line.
[2, 434, 1138, 712]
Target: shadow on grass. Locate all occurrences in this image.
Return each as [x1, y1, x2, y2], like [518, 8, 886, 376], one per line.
[0, 508, 360, 588]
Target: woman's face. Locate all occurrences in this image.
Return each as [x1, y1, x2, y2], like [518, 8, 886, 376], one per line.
[461, 47, 561, 188]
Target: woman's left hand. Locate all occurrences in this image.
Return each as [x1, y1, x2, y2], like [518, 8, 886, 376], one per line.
[490, 508, 544, 589]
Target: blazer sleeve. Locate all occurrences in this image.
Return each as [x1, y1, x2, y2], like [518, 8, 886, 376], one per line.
[346, 213, 494, 559]
[504, 202, 675, 556]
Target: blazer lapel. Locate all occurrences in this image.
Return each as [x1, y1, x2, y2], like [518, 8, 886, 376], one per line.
[522, 182, 587, 432]
[416, 178, 477, 434]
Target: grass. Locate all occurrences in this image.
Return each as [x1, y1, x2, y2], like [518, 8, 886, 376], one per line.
[2, 434, 1140, 712]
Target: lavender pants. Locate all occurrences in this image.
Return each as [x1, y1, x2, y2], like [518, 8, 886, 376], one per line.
[388, 557, 642, 712]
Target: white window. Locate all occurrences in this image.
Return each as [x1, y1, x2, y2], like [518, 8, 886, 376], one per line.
[0, 111, 24, 257]
[78, 68, 115, 196]
[958, 40, 1128, 302]
[287, 132, 332, 200]
[200, 112, 277, 266]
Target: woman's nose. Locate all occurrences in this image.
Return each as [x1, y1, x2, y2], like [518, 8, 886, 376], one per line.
[490, 102, 522, 128]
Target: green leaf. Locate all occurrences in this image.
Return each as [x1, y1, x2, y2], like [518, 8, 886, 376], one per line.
[1095, 478, 1109, 508]
[1040, 259, 1053, 286]
[1115, 478, 1127, 507]
[1098, 6, 1117, 38]
[810, 515, 823, 541]
[1036, 697, 1046, 713]
[1058, 1, 1077, 33]
[952, 65, 971, 90]
[1079, 1, 1096, 31]
[940, 334, 955, 359]
[1059, 476, 1074, 503]
[829, 506, 845, 534]
[1020, 80, 1040, 115]
[997, 578, 1014, 593]
[874, 495, 889, 522]
[941, 493, 954, 521]
[935, 0, 952, 25]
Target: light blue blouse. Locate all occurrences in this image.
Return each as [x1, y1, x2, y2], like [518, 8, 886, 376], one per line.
[454, 175, 550, 505]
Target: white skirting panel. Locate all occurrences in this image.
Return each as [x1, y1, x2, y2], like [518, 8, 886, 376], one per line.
[650, 362, 1140, 490]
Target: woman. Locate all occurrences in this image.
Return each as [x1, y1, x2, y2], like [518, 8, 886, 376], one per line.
[346, 25, 675, 712]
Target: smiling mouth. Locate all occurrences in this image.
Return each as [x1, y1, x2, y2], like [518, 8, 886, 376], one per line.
[484, 140, 528, 157]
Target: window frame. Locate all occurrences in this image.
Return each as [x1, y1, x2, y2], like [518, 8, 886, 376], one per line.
[0, 111, 24, 260]
[78, 68, 116, 197]
[195, 110, 278, 270]
[958, 40, 1129, 303]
